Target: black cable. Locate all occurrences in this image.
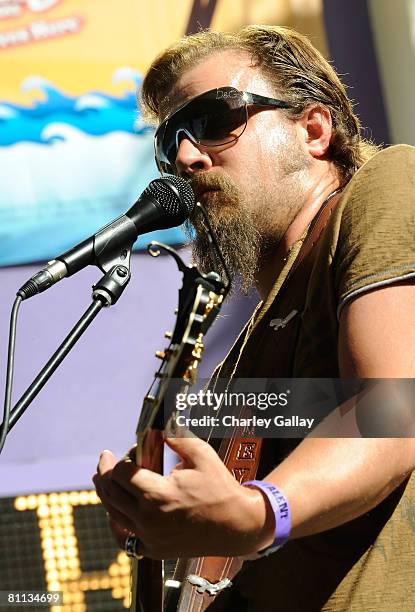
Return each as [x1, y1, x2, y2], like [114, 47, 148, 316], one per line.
[0, 295, 23, 456]
[195, 202, 231, 298]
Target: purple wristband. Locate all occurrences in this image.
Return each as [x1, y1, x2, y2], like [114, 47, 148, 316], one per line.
[243, 480, 291, 554]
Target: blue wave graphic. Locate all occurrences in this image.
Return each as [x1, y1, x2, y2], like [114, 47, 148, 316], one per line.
[0, 69, 154, 146]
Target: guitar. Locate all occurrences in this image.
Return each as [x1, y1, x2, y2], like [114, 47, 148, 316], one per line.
[129, 241, 227, 611]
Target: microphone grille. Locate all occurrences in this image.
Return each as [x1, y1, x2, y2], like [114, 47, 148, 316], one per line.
[145, 175, 195, 223]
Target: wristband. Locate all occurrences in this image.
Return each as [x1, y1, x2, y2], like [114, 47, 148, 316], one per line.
[243, 480, 291, 556]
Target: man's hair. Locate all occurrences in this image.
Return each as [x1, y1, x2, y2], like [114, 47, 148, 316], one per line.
[141, 25, 380, 182]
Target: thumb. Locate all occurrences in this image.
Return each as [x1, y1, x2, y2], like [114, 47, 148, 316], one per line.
[97, 449, 117, 475]
[165, 435, 215, 468]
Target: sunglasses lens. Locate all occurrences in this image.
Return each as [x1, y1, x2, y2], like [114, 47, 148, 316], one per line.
[155, 90, 247, 172]
[192, 104, 247, 145]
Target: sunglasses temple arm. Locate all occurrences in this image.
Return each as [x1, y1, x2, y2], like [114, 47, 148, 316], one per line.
[195, 202, 231, 297]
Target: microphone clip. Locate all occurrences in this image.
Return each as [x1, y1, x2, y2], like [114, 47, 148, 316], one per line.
[92, 264, 131, 306]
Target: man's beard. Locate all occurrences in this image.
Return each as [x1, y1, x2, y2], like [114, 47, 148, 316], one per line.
[185, 172, 262, 295]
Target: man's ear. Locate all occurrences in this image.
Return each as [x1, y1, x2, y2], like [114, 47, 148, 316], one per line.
[297, 105, 333, 159]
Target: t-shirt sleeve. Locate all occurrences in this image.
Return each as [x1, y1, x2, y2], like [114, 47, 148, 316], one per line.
[334, 144, 415, 319]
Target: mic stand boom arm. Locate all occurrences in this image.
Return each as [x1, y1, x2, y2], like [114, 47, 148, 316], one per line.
[3, 263, 131, 434]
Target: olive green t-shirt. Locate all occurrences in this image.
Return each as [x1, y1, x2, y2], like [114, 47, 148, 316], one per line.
[213, 144, 415, 611]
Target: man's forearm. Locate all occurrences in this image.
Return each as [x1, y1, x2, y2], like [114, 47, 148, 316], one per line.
[264, 437, 415, 540]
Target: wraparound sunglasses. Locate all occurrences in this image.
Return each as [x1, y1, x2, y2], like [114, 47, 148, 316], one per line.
[154, 86, 293, 174]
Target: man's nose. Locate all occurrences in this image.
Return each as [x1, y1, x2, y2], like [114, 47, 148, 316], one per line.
[175, 136, 213, 176]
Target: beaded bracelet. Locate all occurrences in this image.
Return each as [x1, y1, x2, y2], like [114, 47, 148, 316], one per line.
[243, 480, 291, 557]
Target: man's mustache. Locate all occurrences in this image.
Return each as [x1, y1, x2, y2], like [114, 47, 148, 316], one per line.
[188, 176, 223, 199]
[188, 171, 238, 200]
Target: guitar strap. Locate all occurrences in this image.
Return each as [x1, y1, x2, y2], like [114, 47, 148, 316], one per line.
[176, 190, 343, 611]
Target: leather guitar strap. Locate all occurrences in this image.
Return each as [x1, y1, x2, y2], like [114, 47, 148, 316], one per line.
[175, 190, 343, 612]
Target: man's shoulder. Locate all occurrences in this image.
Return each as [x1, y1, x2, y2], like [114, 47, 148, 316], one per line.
[334, 143, 415, 220]
[347, 143, 415, 190]
[322, 144, 415, 320]
[324, 142, 415, 268]
[363, 143, 415, 165]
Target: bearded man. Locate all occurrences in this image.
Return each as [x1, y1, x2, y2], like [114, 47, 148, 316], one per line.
[93, 26, 415, 611]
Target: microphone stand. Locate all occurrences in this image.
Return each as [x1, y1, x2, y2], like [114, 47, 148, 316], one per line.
[3, 263, 130, 434]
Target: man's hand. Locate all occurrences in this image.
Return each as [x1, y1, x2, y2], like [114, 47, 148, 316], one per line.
[93, 436, 273, 560]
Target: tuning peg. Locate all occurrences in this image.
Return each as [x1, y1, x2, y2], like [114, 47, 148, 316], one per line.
[192, 338, 205, 360]
[155, 350, 166, 360]
[164, 331, 173, 339]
